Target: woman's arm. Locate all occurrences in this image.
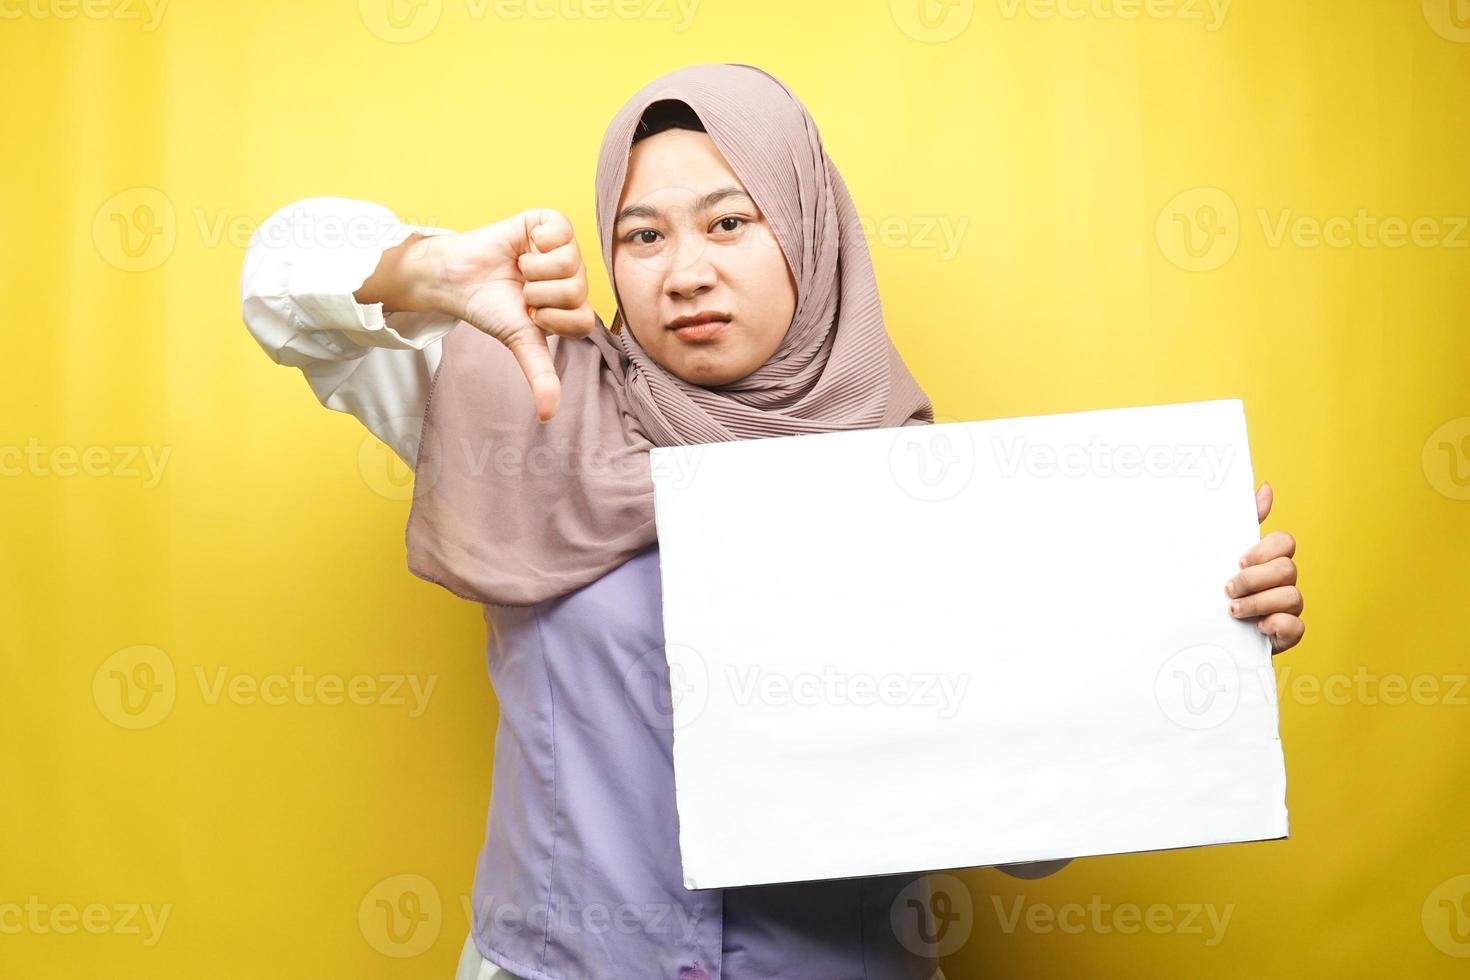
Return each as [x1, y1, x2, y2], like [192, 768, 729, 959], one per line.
[239, 197, 598, 442]
[352, 229, 455, 315]
[238, 196, 461, 468]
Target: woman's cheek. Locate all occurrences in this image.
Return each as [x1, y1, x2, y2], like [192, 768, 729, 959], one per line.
[616, 271, 659, 339]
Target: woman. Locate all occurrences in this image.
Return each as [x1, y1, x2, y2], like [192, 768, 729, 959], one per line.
[240, 63, 1305, 980]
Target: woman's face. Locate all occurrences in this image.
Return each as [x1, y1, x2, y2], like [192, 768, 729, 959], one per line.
[612, 128, 797, 386]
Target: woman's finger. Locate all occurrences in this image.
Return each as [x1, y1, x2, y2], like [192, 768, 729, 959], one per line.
[531, 303, 596, 337]
[1255, 482, 1273, 524]
[523, 274, 589, 313]
[501, 326, 561, 422]
[1256, 612, 1306, 654]
[522, 208, 576, 252]
[1229, 584, 1304, 620]
[1225, 555, 1296, 599]
[1239, 528, 1296, 569]
[518, 240, 582, 282]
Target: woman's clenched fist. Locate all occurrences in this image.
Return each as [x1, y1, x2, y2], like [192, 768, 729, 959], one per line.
[434, 208, 597, 422]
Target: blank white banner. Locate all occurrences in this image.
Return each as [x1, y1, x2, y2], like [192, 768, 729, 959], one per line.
[649, 398, 1288, 890]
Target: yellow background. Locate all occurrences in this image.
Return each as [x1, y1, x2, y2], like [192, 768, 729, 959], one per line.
[3, 0, 1468, 976]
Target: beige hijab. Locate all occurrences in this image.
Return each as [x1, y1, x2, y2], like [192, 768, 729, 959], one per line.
[405, 63, 934, 607]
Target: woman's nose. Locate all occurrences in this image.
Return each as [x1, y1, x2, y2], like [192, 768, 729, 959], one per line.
[663, 235, 717, 298]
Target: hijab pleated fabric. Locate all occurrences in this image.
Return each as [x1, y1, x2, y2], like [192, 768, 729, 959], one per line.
[404, 63, 934, 607]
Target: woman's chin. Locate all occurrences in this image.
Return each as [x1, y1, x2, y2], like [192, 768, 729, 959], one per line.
[666, 351, 756, 388]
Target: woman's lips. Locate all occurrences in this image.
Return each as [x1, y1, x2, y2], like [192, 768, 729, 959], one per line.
[670, 317, 730, 341]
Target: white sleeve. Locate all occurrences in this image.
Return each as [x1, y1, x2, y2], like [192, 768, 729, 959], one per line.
[238, 196, 461, 469]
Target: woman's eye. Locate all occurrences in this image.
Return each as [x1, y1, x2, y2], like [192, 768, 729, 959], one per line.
[713, 216, 747, 233]
[625, 229, 660, 245]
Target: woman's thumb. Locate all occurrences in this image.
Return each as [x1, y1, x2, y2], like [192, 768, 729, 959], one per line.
[502, 326, 560, 423]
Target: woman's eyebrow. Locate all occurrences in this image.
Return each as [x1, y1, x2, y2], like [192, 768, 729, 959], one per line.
[615, 187, 754, 226]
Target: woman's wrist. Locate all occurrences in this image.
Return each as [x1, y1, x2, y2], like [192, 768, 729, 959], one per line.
[354, 232, 457, 317]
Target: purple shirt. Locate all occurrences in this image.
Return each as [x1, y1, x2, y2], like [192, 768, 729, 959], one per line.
[466, 545, 940, 980]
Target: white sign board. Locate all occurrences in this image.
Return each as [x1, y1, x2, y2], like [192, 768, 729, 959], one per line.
[649, 398, 1288, 890]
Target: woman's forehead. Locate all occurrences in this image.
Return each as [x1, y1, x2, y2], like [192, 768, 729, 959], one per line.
[617, 129, 751, 216]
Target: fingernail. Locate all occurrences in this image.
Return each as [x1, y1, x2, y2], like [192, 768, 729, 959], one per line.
[1224, 581, 1235, 597]
[1256, 621, 1270, 633]
[1229, 603, 1238, 616]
